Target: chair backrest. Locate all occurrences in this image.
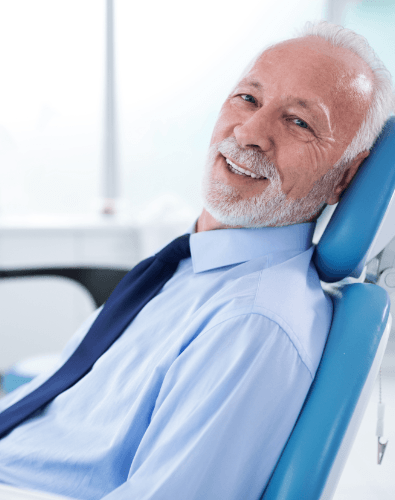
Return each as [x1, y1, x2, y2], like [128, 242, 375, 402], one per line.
[261, 117, 395, 500]
[314, 116, 395, 282]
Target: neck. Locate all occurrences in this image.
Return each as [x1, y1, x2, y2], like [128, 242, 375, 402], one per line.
[196, 209, 244, 232]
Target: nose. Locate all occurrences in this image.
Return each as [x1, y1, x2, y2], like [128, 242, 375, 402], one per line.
[234, 108, 274, 152]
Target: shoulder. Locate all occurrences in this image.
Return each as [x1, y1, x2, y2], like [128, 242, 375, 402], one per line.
[194, 247, 332, 378]
[251, 248, 333, 377]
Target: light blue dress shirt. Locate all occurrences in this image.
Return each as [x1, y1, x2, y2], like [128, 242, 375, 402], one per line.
[0, 223, 332, 500]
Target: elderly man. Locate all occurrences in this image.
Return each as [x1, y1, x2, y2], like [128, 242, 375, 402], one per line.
[0, 21, 393, 500]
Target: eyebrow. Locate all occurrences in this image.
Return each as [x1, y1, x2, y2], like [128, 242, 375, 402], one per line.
[296, 99, 309, 109]
[290, 97, 322, 113]
[284, 96, 331, 130]
[237, 79, 263, 91]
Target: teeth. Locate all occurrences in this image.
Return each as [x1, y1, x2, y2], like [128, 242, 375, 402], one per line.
[225, 158, 259, 178]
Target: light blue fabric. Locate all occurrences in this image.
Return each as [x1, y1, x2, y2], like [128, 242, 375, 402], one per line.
[0, 223, 332, 500]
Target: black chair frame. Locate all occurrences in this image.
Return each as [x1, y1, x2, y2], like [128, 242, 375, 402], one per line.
[0, 267, 129, 308]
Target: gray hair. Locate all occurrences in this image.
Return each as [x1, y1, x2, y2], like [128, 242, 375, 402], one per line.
[298, 21, 394, 165]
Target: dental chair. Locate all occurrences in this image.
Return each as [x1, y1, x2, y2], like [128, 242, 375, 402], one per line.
[262, 116, 395, 500]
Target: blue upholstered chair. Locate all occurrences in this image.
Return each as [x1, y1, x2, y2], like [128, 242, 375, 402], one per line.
[262, 116, 395, 500]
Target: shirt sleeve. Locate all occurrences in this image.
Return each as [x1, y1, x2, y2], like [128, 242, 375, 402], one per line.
[102, 313, 313, 500]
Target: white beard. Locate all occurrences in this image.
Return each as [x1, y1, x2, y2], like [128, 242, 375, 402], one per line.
[202, 137, 342, 228]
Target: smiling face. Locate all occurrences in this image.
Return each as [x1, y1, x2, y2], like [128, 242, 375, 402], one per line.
[198, 36, 373, 231]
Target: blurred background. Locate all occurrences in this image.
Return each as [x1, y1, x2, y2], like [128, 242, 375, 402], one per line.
[0, 0, 394, 498]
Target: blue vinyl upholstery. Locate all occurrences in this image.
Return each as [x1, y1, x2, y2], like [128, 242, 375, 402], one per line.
[262, 284, 390, 500]
[314, 116, 395, 282]
[262, 117, 395, 500]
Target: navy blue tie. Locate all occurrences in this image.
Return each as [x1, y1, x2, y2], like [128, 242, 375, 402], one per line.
[0, 234, 191, 439]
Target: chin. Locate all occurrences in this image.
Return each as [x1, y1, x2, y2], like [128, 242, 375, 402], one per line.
[202, 176, 326, 228]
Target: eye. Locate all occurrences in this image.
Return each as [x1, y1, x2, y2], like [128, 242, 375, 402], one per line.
[293, 118, 309, 129]
[240, 94, 257, 105]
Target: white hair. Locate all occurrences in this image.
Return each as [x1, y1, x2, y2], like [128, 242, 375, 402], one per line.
[298, 21, 394, 165]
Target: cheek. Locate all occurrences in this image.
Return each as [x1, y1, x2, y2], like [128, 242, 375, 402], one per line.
[304, 142, 328, 175]
[276, 142, 331, 198]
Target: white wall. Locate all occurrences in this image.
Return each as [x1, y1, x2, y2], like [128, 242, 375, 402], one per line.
[0, 0, 328, 218]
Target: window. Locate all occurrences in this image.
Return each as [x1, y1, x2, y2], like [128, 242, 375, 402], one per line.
[0, 0, 327, 218]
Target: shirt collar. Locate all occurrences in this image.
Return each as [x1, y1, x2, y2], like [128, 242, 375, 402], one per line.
[189, 223, 315, 273]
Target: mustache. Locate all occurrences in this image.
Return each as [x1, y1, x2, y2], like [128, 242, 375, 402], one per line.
[215, 137, 280, 180]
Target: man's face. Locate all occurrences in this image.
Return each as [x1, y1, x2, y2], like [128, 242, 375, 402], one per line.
[200, 36, 373, 229]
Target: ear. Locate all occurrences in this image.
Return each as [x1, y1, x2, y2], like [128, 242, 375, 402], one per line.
[326, 150, 370, 205]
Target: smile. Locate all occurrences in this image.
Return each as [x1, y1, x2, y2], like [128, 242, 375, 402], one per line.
[225, 157, 263, 179]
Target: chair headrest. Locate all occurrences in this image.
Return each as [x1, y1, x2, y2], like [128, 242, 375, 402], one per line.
[313, 116, 395, 283]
